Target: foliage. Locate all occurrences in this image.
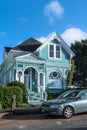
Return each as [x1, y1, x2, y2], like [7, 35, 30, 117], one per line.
[47, 93, 54, 100]
[18, 103, 31, 108]
[47, 93, 60, 100]
[3, 86, 23, 108]
[0, 85, 4, 105]
[66, 59, 75, 86]
[7, 81, 28, 103]
[71, 40, 87, 87]
[0, 103, 2, 110]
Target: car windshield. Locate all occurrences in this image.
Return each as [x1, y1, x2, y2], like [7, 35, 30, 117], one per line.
[57, 90, 80, 100]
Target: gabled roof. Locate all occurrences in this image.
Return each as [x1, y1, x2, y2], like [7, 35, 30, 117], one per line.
[4, 47, 13, 52]
[36, 32, 74, 57]
[13, 37, 42, 52]
[15, 53, 46, 63]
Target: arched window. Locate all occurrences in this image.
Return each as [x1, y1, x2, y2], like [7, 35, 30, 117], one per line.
[40, 73, 44, 86]
[49, 71, 61, 79]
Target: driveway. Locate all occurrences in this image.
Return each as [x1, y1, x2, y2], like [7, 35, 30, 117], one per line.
[0, 107, 87, 129]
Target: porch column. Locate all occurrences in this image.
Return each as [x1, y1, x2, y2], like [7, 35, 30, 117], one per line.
[38, 73, 40, 93]
[30, 68, 32, 92]
[22, 71, 24, 83]
[43, 73, 45, 91]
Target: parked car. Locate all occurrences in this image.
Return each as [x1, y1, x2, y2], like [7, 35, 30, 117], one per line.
[40, 89, 87, 118]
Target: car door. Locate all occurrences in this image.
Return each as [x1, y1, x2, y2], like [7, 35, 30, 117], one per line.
[74, 91, 87, 113]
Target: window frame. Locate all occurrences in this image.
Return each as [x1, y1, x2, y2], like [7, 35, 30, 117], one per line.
[48, 44, 61, 59]
[39, 73, 44, 86]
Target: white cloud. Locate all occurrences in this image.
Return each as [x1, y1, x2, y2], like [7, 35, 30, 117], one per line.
[44, 1, 64, 24]
[61, 28, 87, 46]
[17, 41, 23, 45]
[37, 33, 52, 43]
[37, 37, 47, 43]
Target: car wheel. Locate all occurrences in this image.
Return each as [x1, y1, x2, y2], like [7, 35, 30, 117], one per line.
[63, 106, 74, 118]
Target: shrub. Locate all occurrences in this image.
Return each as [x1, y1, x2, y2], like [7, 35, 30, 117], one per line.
[3, 86, 23, 108]
[18, 103, 31, 108]
[0, 103, 2, 111]
[47, 92, 63, 100]
[0, 85, 4, 105]
[7, 81, 28, 103]
[47, 93, 54, 100]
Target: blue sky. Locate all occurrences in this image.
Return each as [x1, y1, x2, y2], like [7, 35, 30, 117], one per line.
[0, 0, 87, 64]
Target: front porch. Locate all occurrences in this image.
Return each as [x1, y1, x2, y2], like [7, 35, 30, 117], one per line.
[24, 67, 46, 105]
[16, 62, 46, 105]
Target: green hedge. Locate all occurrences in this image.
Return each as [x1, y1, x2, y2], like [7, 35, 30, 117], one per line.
[18, 103, 31, 108]
[0, 103, 2, 110]
[0, 85, 4, 105]
[7, 81, 28, 103]
[3, 86, 23, 108]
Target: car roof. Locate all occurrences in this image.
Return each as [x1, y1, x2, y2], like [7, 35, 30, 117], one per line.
[66, 89, 87, 92]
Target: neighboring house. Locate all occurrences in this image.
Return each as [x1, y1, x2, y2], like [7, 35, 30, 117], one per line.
[0, 32, 74, 105]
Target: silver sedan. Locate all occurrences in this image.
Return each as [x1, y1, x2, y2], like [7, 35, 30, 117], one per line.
[40, 89, 87, 118]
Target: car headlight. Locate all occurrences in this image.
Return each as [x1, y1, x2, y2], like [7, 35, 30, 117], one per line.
[50, 105, 62, 109]
[50, 105, 58, 108]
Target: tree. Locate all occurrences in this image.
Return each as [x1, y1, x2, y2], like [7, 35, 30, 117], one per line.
[71, 40, 87, 87]
[66, 59, 75, 87]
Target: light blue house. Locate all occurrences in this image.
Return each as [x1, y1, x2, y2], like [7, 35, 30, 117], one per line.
[0, 32, 74, 105]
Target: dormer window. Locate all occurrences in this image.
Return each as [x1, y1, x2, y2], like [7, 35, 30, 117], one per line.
[49, 44, 60, 59]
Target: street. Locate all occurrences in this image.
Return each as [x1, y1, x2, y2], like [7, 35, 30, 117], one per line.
[0, 108, 87, 129]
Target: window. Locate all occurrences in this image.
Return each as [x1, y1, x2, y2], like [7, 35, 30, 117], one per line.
[40, 73, 44, 86]
[56, 45, 60, 58]
[49, 45, 54, 58]
[49, 71, 61, 79]
[49, 44, 60, 59]
[79, 92, 87, 99]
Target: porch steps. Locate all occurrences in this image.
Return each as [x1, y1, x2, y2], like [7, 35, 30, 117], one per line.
[28, 91, 45, 106]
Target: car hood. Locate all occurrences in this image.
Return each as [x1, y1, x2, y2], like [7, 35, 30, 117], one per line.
[43, 98, 72, 105]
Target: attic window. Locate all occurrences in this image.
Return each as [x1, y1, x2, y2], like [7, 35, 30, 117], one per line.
[56, 45, 60, 58]
[49, 44, 60, 59]
[49, 45, 54, 58]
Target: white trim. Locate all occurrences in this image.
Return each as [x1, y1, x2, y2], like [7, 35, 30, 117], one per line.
[23, 66, 39, 93]
[30, 68, 32, 92]
[36, 32, 74, 57]
[48, 68, 63, 78]
[47, 62, 70, 67]
[36, 32, 59, 51]
[38, 72, 40, 93]
[16, 70, 23, 82]
[23, 65, 38, 73]
[16, 53, 45, 61]
[16, 53, 46, 64]
[48, 43, 62, 60]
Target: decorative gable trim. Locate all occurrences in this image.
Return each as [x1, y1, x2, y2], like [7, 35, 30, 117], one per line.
[36, 32, 74, 57]
[15, 53, 46, 63]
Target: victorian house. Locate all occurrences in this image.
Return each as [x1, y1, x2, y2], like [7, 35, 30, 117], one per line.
[0, 32, 74, 105]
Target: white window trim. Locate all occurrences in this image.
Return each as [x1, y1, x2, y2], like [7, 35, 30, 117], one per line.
[48, 44, 62, 60]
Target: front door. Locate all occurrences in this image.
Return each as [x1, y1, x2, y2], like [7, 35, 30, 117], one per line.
[24, 74, 30, 92]
[24, 68, 32, 92]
